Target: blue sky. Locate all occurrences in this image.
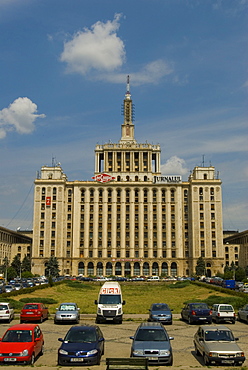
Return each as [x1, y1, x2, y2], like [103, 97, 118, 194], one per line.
[0, 0, 247, 232]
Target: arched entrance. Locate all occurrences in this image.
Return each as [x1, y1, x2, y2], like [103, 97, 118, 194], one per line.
[152, 262, 159, 275]
[161, 262, 168, 275]
[106, 262, 112, 276]
[124, 262, 131, 276]
[171, 262, 177, 276]
[143, 262, 149, 276]
[78, 262, 84, 275]
[115, 262, 122, 276]
[133, 262, 140, 276]
[87, 262, 94, 276]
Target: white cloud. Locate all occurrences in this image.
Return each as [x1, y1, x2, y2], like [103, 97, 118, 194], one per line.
[60, 13, 125, 75]
[60, 15, 174, 85]
[160, 156, 189, 175]
[100, 60, 174, 85]
[0, 97, 45, 138]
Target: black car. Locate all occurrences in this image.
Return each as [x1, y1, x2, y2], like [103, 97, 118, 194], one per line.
[181, 302, 212, 324]
[148, 303, 173, 325]
[130, 322, 174, 366]
[57, 325, 105, 366]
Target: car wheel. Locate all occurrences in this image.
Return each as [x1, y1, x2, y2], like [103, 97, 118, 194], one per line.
[40, 343, 44, 356]
[27, 353, 35, 365]
[215, 317, 220, 324]
[188, 316, 193, 324]
[204, 354, 210, 366]
[208, 319, 212, 324]
[194, 343, 200, 356]
[168, 356, 173, 366]
[232, 319, 235, 324]
[58, 358, 63, 366]
[96, 354, 101, 365]
[40, 316, 43, 323]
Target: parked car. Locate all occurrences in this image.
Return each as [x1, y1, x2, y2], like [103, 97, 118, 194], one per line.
[193, 325, 246, 366]
[0, 324, 44, 365]
[212, 304, 235, 324]
[237, 304, 248, 323]
[147, 276, 160, 282]
[4, 285, 14, 293]
[130, 322, 174, 366]
[181, 302, 212, 324]
[0, 302, 14, 322]
[14, 283, 23, 291]
[148, 303, 173, 325]
[20, 302, 49, 323]
[54, 302, 80, 324]
[57, 325, 105, 365]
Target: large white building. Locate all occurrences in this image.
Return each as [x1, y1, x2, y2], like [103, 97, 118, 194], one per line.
[32, 79, 224, 277]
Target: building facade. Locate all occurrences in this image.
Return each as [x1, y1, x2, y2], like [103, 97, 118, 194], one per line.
[32, 80, 224, 277]
[0, 226, 32, 266]
[224, 230, 248, 269]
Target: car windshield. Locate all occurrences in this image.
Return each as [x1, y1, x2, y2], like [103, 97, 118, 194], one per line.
[24, 304, 38, 309]
[99, 295, 121, 304]
[219, 305, 233, 312]
[135, 329, 168, 341]
[2, 330, 32, 342]
[0, 305, 8, 310]
[64, 329, 97, 343]
[205, 330, 234, 342]
[59, 304, 76, 311]
[152, 304, 169, 311]
[191, 304, 208, 309]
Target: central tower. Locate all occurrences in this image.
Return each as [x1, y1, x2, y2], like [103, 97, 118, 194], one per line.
[94, 76, 161, 182]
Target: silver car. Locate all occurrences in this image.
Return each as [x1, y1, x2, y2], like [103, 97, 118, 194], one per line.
[237, 304, 248, 323]
[54, 302, 80, 324]
[130, 322, 174, 366]
[193, 325, 246, 366]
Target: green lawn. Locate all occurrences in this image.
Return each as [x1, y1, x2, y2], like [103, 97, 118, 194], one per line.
[10, 280, 247, 314]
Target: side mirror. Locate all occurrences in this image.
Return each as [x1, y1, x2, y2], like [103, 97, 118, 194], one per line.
[235, 338, 239, 341]
[122, 300, 126, 305]
[99, 338, 104, 342]
[58, 338, 63, 342]
[171, 309, 174, 311]
[94, 300, 98, 305]
[130, 336, 134, 340]
[169, 337, 174, 341]
[199, 338, 203, 342]
[78, 308, 80, 311]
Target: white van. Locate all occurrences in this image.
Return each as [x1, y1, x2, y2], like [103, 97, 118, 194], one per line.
[212, 304, 236, 324]
[95, 281, 125, 324]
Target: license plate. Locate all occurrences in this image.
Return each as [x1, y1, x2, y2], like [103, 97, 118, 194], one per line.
[26, 312, 34, 314]
[71, 358, 84, 362]
[222, 360, 234, 364]
[4, 358, 17, 362]
[106, 318, 113, 321]
[199, 317, 206, 320]
[148, 357, 157, 360]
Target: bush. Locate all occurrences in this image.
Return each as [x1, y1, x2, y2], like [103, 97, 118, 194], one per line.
[169, 280, 191, 289]
[64, 280, 94, 290]
[19, 297, 58, 304]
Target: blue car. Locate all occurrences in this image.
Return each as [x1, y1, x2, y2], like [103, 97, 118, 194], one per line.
[57, 325, 105, 366]
[148, 303, 173, 325]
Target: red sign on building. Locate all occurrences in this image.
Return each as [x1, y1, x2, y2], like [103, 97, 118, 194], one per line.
[46, 196, 51, 206]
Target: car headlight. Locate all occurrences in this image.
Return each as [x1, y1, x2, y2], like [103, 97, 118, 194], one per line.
[160, 350, 170, 356]
[87, 349, 98, 356]
[133, 350, 144, 355]
[20, 350, 29, 357]
[59, 349, 68, 355]
[118, 308, 122, 314]
[97, 308, 101, 314]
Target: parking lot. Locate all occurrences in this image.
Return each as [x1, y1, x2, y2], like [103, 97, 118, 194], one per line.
[0, 314, 247, 369]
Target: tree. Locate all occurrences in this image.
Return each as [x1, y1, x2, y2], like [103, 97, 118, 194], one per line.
[6, 266, 18, 280]
[11, 254, 21, 277]
[195, 257, 205, 276]
[22, 255, 31, 272]
[45, 256, 60, 277]
[235, 267, 246, 282]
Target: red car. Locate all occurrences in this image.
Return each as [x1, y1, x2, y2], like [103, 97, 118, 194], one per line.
[20, 302, 49, 323]
[0, 324, 44, 364]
